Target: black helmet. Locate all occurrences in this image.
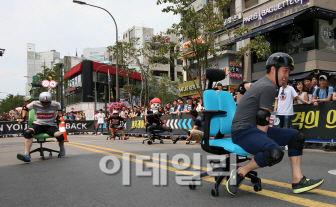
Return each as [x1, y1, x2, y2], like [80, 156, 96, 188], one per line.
[266, 52, 294, 71]
[154, 112, 161, 119]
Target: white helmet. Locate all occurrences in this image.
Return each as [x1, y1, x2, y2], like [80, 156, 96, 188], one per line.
[39, 92, 52, 103]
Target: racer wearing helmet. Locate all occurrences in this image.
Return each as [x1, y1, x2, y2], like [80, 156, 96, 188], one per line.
[17, 92, 65, 162]
[226, 53, 323, 195]
[146, 111, 179, 144]
[107, 110, 128, 140]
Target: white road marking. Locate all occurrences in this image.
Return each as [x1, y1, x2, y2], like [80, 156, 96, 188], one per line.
[328, 169, 336, 175]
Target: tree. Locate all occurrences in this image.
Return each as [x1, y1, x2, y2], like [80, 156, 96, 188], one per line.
[107, 38, 141, 107]
[139, 34, 179, 106]
[0, 94, 25, 113]
[157, 0, 271, 96]
[148, 73, 182, 105]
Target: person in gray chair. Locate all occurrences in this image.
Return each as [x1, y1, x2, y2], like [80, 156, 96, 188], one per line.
[17, 92, 65, 162]
[146, 112, 179, 144]
[226, 53, 323, 195]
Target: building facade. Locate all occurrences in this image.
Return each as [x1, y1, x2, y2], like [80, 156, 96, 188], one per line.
[120, 26, 183, 82]
[63, 60, 142, 112]
[238, 0, 336, 82]
[26, 44, 60, 95]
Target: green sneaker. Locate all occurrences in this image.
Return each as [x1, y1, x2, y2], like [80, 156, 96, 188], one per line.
[292, 176, 324, 194]
[226, 167, 245, 195]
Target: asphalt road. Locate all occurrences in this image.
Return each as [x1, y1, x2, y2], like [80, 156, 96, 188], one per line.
[1, 135, 335, 207]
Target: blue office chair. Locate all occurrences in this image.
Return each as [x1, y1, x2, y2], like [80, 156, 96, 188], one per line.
[188, 68, 261, 197]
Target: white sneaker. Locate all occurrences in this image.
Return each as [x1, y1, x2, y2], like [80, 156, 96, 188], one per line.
[95, 134, 97, 136]
[101, 134, 103, 136]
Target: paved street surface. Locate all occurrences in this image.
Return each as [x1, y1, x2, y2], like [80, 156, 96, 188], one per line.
[1, 135, 336, 207]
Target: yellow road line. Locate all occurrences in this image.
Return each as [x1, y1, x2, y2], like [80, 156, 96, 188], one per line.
[67, 142, 336, 206]
[69, 141, 336, 198]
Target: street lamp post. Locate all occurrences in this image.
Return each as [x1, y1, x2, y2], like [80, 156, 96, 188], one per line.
[73, 0, 119, 102]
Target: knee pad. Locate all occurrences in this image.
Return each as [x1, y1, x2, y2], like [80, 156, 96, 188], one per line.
[23, 129, 34, 138]
[262, 148, 284, 167]
[56, 134, 64, 142]
[288, 132, 305, 151]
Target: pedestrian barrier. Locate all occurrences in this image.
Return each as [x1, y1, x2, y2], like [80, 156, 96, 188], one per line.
[1, 103, 336, 144]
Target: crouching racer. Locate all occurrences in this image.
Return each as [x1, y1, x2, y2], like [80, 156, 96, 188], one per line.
[17, 92, 65, 162]
[226, 53, 323, 195]
[107, 110, 128, 140]
[146, 112, 179, 144]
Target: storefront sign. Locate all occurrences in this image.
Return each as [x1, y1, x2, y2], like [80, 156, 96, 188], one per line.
[290, 26, 304, 47]
[192, 0, 207, 12]
[224, 13, 242, 27]
[320, 23, 335, 44]
[229, 73, 243, 79]
[243, 0, 305, 24]
[229, 61, 243, 67]
[178, 79, 200, 97]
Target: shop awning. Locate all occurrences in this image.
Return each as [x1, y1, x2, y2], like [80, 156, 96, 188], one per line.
[64, 62, 82, 80]
[92, 62, 142, 81]
[318, 8, 336, 18]
[235, 10, 308, 42]
[288, 71, 312, 80]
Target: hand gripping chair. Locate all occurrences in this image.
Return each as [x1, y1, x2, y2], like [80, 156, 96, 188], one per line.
[28, 109, 61, 159]
[188, 68, 261, 197]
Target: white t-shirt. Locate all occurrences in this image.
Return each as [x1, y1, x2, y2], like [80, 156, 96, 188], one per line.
[297, 92, 307, 104]
[276, 85, 298, 116]
[95, 113, 105, 124]
[27, 101, 61, 126]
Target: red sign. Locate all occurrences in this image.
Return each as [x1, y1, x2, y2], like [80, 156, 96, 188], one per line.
[37, 113, 54, 119]
[67, 87, 77, 93]
[229, 73, 243, 79]
[229, 61, 243, 67]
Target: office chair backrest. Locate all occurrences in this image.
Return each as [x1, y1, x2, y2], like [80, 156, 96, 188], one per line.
[203, 90, 222, 136]
[28, 109, 35, 127]
[218, 91, 236, 135]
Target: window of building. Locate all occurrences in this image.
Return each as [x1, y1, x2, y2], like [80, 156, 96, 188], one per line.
[222, 43, 237, 51]
[318, 19, 336, 52]
[252, 16, 317, 72]
[245, 0, 258, 9]
[152, 70, 168, 76]
[176, 33, 181, 37]
[93, 72, 107, 83]
[177, 59, 183, 65]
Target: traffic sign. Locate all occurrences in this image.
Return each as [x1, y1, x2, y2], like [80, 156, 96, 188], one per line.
[49, 80, 57, 88]
[42, 80, 50, 87]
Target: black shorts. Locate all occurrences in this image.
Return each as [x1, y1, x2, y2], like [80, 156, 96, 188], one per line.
[31, 124, 59, 137]
[110, 125, 124, 130]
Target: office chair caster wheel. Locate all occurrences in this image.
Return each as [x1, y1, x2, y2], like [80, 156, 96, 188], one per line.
[41, 156, 45, 160]
[189, 182, 196, 190]
[58, 154, 61, 158]
[160, 140, 164, 144]
[147, 140, 152, 145]
[254, 184, 262, 192]
[142, 141, 145, 144]
[49, 153, 52, 157]
[211, 188, 218, 197]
